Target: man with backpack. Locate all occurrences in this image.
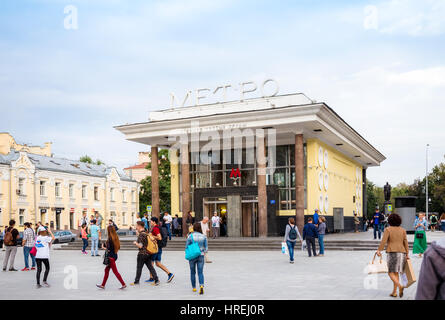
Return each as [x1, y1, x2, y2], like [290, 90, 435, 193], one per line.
[2, 220, 19, 271]
[130, 221, 159, 286]
[284, 217, 302, 263]
[145, 217, 174, 283]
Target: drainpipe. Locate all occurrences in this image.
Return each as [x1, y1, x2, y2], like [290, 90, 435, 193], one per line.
[9, 167, 13, 221]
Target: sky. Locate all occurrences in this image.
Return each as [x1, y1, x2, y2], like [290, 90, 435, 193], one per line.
[0, 0, 444, 186]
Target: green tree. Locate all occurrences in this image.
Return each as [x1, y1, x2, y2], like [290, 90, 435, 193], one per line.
[139, 148, 171, 216]
[79, 155, 93, 164]
[79, 155, 105, 166]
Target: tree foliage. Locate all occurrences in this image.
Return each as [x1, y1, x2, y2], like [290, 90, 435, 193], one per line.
[367, 156, 445, 216]
[79, 155, 105, 166]
[139, 149, 171, 216]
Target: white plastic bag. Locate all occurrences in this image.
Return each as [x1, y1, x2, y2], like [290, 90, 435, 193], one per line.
[301, 241, 307, 251]
[400, 273, 408, 288]
[281, 242, 288, 255]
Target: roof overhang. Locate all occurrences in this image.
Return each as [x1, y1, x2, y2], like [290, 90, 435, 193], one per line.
[115, 94, 386, 168]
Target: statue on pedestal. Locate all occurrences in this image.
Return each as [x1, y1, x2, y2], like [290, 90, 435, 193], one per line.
[384, 182, 392, 202]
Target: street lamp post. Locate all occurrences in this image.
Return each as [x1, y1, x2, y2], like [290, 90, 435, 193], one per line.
[426, 144, 429, 222]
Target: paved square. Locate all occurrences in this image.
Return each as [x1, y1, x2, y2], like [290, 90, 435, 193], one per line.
[0, 244, 427, 300]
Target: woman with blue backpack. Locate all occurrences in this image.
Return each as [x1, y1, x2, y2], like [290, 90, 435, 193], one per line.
[185, 222, 208, 294]
[284, 217, 302, 264]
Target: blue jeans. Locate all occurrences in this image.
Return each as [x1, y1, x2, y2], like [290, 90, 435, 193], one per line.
[91, 237, 99, 256]
[286, 240, 296, 262]
[23, 246, 36, 268]
[373, 225, 381, 239]
[82, 238, 88, 252]
[189, 255, 205, 288]
[166, 223, 172, 240]
[318, 234, 325, 255]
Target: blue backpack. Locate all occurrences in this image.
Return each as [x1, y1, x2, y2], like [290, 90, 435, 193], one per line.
[185, 233, 202, 261]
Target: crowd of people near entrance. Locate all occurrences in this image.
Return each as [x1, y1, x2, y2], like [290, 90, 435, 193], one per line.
[0, 210, 211, 295]
[283, 209, 327, 263]
[2, 206, 445, 299]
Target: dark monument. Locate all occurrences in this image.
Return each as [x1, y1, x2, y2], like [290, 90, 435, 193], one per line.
[383, 182, 392, 215]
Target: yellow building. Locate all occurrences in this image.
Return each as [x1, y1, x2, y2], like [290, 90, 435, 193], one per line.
[0, 135, 139, 231]
[116, 93, 385, 236]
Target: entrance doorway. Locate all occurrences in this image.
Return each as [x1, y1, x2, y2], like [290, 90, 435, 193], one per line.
[69, 212, 74, 230]
[203, 197, 227, 237]
[242, 197, 258, 237]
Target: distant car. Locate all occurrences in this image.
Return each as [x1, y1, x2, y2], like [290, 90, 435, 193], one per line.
[53, 230, 76, 244]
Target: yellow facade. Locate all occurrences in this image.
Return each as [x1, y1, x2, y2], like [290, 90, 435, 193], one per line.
[0, 132, 52, 157]
[0, 151, 139, 231]
[306, 139, 363, 218]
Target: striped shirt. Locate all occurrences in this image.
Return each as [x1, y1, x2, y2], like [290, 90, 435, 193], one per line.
[23, 228, 35, 247]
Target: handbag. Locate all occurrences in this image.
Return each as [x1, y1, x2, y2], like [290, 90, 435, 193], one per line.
[30, 246, 37, 257]
[146, 233, 159, 254]
[185, 233, 202, 261]
[366, 253, 388, 274]
[103, 251, 110, 266]
[415, 232, 424, 239]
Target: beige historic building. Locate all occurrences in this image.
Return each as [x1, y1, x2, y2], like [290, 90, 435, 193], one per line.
[0, 135, 139, 231]
[123, 151, 151, 182]
[0, 132, 52, 157]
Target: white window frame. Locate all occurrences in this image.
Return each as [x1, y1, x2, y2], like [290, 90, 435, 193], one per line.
[94, 186, 99, 201]
[40, 180, 46, 196]
[110, 188, 115, 202]
[19, 209, 25, 226]
[18, 178, 25, 196]
[82, 185, 87, 199]
[69, 183, 74, 198]
[55, 182, 61, 197]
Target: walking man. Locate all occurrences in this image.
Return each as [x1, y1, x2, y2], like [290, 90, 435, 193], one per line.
[131, 221, 159, 286]
[211, 212, 221, 239]
[303, 218, 318, 257]
[2, 220, 19, 271]
[163, 211, 173, 241]
[22, 222, 36, 271]
[145, 217, 174, 283]
[200, 216, 212, 263]
[372, 208, 382, 240]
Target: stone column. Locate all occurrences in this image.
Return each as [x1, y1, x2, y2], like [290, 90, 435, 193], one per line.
[257, 134, 268, 237]
[295, 134, 305, 233]
[181, 143, 190, 236]
[151, 146, 160, 218]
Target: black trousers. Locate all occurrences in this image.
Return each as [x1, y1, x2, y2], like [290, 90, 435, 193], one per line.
[305, 237, 317, 257]
[36, 258, 50, 284]
[135, 254, 158, 283]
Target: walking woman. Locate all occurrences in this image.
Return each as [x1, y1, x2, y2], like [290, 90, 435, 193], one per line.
[413, 213, 428, 257]
[185, 222, 208, 295]
[284, 217, 302, 263]
[35, 226, 55, 288]
[81, 223, 88, 255]
[376, 213, 410, 298]
[318, 216, 327, 256]
[96, 225, 126, 290]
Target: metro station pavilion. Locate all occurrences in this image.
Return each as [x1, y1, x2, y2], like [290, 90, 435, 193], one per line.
[116, 93, 386, 237]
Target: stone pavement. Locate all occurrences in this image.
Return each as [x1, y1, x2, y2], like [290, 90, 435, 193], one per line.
[1, 233, 442, 300]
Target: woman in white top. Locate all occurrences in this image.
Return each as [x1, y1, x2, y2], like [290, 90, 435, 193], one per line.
[35, 226, 55, 288]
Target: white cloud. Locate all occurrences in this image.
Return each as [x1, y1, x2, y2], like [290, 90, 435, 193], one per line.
[376, 0, 445, 36]
[154, 0, 232, 19]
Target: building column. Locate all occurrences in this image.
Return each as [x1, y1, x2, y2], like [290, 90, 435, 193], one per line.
[181, 143, 190, 236]
[151, 146, 160, 218]
[295, 134, 305, 233]
[257, 134, 268, 237]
